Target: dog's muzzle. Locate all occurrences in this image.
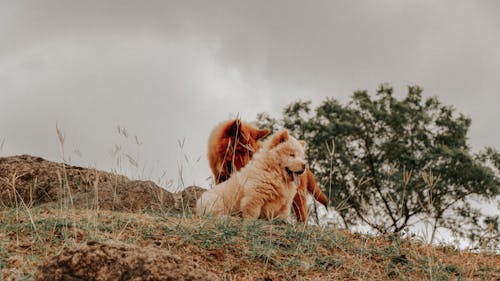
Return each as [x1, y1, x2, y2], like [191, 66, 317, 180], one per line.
[286, 167, 304, 186]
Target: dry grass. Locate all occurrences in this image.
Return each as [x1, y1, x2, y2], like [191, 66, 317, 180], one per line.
[1, 205, 499, 281]
[0, 126, 498, 280]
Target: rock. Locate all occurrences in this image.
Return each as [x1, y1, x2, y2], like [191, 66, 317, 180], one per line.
[35, 240, 219, 281]
[0, 155, 174, 212]
[177, 185, 207, 212]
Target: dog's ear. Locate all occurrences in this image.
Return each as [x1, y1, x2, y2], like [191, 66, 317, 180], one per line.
[269, 130, 289, 149]
[253, 128, 270, 140]
[223, 119, 242, 137]
[299, 140, 306, 148]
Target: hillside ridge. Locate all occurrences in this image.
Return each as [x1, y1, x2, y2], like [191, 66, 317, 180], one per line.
[0, 154, 498, 280]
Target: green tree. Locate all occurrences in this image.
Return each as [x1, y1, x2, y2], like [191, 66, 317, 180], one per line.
[257, 84, 499, 247]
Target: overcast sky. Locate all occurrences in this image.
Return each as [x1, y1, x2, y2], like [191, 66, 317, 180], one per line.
[1, 0, 499, 190]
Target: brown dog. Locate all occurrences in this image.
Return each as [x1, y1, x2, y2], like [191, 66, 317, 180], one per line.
[207, 118, 270, 184]
[207, 118, 328, 222]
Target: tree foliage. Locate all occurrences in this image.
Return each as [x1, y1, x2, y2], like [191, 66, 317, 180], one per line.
[257, 84, 499, 249]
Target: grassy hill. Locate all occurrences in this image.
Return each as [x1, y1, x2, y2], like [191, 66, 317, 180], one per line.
[1, 155, 498, 280]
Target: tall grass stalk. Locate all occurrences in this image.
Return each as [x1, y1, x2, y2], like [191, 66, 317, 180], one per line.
[7, 173, 42, 244]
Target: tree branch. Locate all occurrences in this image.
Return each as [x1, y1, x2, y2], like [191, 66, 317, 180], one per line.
[360, 118, 398, 230]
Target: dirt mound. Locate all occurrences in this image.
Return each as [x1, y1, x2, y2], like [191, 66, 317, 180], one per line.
[0, 155, 204, 212]
[178, 185, 207, 211]
[35, 240, 219, 281]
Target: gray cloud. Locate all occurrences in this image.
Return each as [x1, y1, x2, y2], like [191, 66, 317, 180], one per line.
[1, 0, 499, 187]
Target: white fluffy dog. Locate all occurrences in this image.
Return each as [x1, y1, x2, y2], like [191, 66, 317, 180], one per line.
[196, 130, 306, 220]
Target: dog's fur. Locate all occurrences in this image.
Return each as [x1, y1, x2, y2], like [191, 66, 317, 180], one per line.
[197, 130, 306, 220]
[207, 118, 328, 222]
[207, 119, 270, 184]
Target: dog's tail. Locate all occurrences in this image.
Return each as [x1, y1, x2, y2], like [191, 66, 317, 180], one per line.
[305, 168, 328, 207]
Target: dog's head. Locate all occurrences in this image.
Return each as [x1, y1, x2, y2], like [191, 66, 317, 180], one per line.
[216, 118, 270, 177]
[267, 130, 306, 185]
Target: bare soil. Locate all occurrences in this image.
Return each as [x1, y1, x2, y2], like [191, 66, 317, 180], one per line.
[35, 240, 218, 281]
[0, 155, 203, 212]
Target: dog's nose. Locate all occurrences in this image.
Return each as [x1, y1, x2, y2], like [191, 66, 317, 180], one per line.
[297, 164, 306, 175]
